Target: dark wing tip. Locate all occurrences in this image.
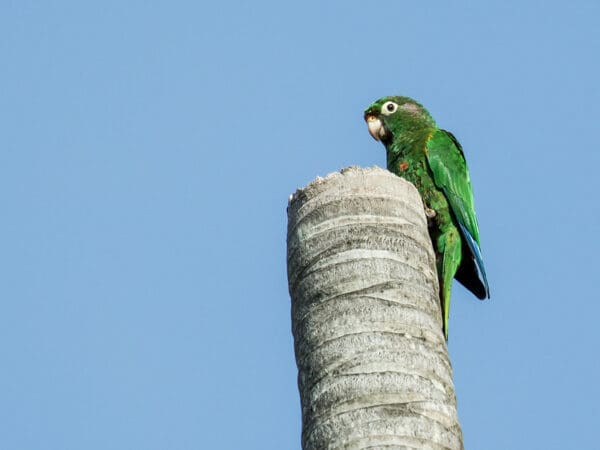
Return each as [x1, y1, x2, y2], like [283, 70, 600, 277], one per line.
[457, 222, 490, 301]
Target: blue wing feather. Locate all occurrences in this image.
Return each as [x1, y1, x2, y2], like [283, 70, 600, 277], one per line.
[458, 222, 490, 299]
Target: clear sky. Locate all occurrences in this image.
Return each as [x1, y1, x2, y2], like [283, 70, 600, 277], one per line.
[2, 1, 599, 449]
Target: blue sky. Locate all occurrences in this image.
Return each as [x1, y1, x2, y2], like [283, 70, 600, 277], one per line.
[2, 1, 599, 449]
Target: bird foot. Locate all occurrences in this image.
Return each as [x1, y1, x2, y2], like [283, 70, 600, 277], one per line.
[424, 206, 437, 226]
[424, 206, 437, 219]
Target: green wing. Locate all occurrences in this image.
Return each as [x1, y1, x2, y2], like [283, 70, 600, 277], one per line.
[425, 129, 480, 244]
[426, 129, 489, 299]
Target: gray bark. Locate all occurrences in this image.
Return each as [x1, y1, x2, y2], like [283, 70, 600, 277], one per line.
[287, 166, 463, 450]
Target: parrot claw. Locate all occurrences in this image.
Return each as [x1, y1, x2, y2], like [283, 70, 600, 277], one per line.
[424, 206, 437, 226]
[424, 206, 437, 219]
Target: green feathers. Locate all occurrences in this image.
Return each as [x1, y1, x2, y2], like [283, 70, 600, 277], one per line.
[365, 96, 489, 340]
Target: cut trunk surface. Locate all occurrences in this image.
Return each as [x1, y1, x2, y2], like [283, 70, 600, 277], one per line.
[287, 166, 463, 450]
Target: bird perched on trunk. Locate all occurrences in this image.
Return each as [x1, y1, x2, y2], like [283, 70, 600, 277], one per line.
[364, 96, 490, 340]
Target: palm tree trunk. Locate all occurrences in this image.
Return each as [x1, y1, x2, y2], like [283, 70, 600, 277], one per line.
[287, 166, 463, 450]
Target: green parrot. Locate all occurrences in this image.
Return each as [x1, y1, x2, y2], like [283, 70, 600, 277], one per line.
[364, 96, 490, 340]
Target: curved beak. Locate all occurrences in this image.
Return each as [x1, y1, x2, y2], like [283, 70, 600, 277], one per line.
[365, 114, 385, 141]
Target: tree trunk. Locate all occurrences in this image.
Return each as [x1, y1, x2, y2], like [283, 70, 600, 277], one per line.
[286, 166, 463, 450]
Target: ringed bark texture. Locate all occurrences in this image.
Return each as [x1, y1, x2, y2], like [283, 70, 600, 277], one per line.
[287, 166, 463, 450]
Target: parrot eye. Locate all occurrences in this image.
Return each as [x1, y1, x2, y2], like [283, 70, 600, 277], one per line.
[381, 101, 399, 115]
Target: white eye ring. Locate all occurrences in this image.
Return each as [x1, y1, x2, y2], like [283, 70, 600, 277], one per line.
[381, 101, 399, 115]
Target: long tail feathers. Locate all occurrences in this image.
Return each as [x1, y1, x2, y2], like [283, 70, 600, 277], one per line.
[440, 227, 463, 341]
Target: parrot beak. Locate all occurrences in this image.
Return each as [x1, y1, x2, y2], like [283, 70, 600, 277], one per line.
[365, 114, 385, 141]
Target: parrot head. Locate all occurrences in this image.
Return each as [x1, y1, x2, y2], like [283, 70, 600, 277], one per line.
[364, 96, 435, 144]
